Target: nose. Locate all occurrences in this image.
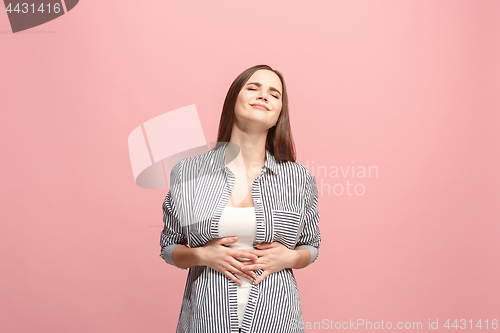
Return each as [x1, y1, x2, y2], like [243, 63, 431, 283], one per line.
[257, 92, 268, 102]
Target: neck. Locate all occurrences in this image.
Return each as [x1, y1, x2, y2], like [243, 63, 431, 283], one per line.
[225, 126, 268, 174]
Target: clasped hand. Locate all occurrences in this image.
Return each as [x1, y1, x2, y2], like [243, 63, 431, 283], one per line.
[200, 236, 296, 286]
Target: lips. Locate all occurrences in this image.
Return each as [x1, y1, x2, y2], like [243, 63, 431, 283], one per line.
[251, 103, 269, 111]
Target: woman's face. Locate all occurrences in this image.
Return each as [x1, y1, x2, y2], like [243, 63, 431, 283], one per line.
[234, 69, 283, 131]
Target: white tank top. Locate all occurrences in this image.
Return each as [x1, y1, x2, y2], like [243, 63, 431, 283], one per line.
[218, 206, 257, 328]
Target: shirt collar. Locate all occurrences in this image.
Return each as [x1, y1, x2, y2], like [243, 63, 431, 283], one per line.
[210, 142, 280, 176]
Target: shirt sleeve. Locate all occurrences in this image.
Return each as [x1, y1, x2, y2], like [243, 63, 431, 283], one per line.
[159, 161, 188, 270]
[295, 172, 321, 266]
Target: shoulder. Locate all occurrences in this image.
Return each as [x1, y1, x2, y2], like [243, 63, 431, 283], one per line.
[170, 148, 218, 176]
[279, 161, 319, 202]
[275, 160, 316, 192]
[278, 160, 314, 180]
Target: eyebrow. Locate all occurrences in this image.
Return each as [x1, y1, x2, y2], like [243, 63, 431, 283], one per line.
[246, 82, 282, 96]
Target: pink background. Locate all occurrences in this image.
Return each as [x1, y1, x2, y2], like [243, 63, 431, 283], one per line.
[1, 1, 499, 332]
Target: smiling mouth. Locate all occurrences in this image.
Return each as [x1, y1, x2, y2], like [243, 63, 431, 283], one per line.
[251, 105, 269, 111]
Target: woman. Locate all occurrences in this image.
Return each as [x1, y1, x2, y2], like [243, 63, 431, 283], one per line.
[160, 64, 320, 333]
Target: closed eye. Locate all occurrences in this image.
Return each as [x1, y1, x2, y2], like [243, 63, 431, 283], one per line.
[247, 86, 280, 99]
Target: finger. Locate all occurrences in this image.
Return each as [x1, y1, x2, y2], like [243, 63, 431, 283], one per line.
[227, 264, 256, 281]
[239, 249, 266, 259]
[228, 258, 256, 275]
[240, 259, 257, 266]
[254, 270, 270, 285]
[256, 243, 273, 249]
[227, 259, 258, 280]
[234, 270, 257, 281]
[240, 255, 265, 265]
[241, 263, 264, 272]
[241, 255, 266, 265]
[216, 236, 238, 245]
[223, 271, 243, 286]
[231, 249, 258, 260]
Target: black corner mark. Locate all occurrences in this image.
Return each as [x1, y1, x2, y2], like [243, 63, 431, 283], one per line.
[64, 0, 77, 11]
[4, 0, 79, 33]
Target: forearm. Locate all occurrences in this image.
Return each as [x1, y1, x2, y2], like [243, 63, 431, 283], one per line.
[172, 245, 204, 269]
[291, 247, 312, 269]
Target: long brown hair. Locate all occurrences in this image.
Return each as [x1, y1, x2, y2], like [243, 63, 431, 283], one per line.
[214, 64, 296, 162]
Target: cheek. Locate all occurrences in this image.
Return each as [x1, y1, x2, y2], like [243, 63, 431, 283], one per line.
[235, 95, 243, 106]
[274, 101, 283, 114]
[275, 103, 283, 120]
[235, 91, 250, 106]
[234, 95, 246, 112]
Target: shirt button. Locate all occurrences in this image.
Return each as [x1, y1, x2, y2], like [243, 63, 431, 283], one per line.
[255, 199, 261, 204]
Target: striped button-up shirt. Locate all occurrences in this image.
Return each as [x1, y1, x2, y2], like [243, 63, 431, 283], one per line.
[160, 142, 321, 333]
